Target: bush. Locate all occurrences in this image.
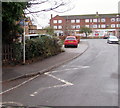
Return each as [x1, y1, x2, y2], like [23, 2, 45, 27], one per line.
[12, 42, 23, 63]
[3, 36, 63, 66]
[25, 36, 62, 60]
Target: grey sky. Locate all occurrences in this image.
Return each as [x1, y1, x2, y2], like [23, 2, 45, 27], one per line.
[27, 0, 120, 29]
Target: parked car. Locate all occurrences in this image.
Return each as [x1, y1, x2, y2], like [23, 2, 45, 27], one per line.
[103, 34, 109, 39]
[64, 36, 78, 48]
[107, 36, 119, 44]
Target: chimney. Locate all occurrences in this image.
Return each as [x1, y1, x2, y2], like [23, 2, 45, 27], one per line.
[51, 14, 53, 19]
[96, 12, 99, 16]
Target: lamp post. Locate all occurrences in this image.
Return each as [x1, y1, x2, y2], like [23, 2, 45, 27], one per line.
[95, 12, 100, 38]
[23, 17, 29, 64]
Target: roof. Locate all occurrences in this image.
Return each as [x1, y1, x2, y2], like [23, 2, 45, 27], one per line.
[60, 13, 120, 19]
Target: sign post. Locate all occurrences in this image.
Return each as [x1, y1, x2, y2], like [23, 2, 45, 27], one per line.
[23, 18, 25, 64]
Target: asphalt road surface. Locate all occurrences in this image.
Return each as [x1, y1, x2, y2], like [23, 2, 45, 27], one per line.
[2, 39, 118, 106]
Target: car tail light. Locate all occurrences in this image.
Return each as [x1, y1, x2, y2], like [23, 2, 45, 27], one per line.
[65, 40, 69, 42]
[73, 40, 77, 42]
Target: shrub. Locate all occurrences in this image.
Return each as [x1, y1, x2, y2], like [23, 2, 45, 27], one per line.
[25, 36, 62, 60]
[3, 36, 63, 65]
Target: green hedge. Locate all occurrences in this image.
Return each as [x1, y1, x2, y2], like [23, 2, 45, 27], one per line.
[13, 36, 62, 64]
[25, 36, 62, 60]
[3, 36, 63, 65]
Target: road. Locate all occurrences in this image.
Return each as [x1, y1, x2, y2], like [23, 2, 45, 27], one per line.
[2, 39, 118, 106]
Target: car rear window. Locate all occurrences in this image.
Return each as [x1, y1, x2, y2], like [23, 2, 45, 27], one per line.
[109, 36, 117, 39]
[66, 37, 76, 40]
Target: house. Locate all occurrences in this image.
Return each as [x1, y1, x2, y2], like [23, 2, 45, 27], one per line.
[50, 12, 120, 37]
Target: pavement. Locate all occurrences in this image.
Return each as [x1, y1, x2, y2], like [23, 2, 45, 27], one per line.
[2, 40, 89, 82]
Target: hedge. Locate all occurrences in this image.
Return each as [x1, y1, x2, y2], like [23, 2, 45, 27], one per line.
[3, 36, 63, 65]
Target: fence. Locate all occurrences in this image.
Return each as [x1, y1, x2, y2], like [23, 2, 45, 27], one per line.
[2, 44, 22, 65]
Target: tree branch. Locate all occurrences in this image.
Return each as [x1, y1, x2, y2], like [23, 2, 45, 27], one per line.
[25, 2, 65, 14]
[29, 0, 48, 5]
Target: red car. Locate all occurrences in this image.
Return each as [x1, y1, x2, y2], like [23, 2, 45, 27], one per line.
[64, 36, 78, 48]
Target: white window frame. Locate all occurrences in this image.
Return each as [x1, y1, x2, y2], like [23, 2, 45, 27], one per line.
[116, 18, 120, 22]
[111, 18, 115, 22]
[58, 20, 62, 23]
[54, 26, 57, 29]
[93, 25, 97, 28]
[85, 25, 89, 28]
[58, 26, 62, 29]
[101, 24, 106, 28]
[90, 19, 93, 22]
[101, 18, 106, 22]
[85, 19, 89, 23]
[53, 20, 57, 23]
[71, 20, 75, 23]
[111, 24, 115, 28]
[116, 24, 120, 28]
[76, 19, 80, 23]
[93, 19, 97, 22]
[71, 25, 76, 29]
[76, 25, 80, 29]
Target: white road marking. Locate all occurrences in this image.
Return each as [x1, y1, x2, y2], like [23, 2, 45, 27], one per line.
[30, 84, 70, 97]
[1, 65, 89, 95]
[0, 75, 40, 95]
[45, 73, 73, 85]
[30, 73, 74, 97]
[47, 66, 90, 74]
[0, 101, 23, 106]
[81, 66, 90, 69]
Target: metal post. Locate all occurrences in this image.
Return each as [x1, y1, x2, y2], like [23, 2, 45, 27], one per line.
[23, 18, 25, 64]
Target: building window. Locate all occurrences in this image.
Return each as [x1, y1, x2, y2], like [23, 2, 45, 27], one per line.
[71, 20, 75, 23]
[93, 19, 97, 22]
[53, 20, 57, 23]
[71, 25, 76, 29]
[116, 24, 120, 28]
[116, 18, 120, 22]
[76, 19, 80, 23]
[85, 25, 89, 28]
[93, 25, 97, 28]
[101, 18, 106, 22]
[111, 24, 115, 28]
[111, 18, 115, 22]
[90, 19, 93, 22]
[29, 30, 36, 34]
[58, 26, 62, 29]
[85, 19, 89, 23]
[54, 26, 57, 29]
[76, 25, 80, 28]
[58, 20, 62, 23]
[101, 24, 106, 28]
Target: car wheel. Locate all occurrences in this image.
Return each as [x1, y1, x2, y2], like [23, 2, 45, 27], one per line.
[64, 45, 67, 48]
[107, 41, 109, 44]
[75, 45, 78, 48]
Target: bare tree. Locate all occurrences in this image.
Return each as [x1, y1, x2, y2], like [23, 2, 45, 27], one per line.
[25, 0, 74, 14]
[24, 0, 74, 28]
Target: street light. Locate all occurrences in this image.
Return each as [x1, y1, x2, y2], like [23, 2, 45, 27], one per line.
[19, 15, 29, 64]
[23, 17, 29, 64]
[95, 12, 100, 38]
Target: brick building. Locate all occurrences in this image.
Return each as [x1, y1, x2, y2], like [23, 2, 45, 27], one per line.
[50, 12, 120, 37]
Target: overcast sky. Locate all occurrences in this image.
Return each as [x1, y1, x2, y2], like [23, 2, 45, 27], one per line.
[29, 0, 120, 29]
